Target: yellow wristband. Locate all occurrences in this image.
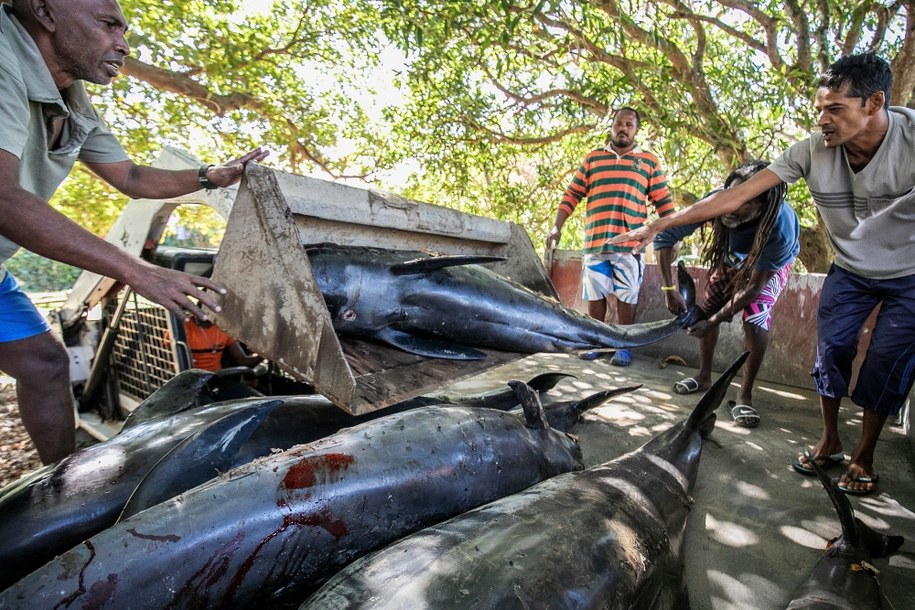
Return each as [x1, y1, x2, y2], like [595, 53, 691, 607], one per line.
[660, 285, 676, 291]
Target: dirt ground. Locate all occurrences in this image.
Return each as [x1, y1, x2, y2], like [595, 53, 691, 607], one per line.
[0, 383, 42, 489]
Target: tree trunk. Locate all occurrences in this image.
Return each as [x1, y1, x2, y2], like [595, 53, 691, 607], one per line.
[797, 221, 832, 273]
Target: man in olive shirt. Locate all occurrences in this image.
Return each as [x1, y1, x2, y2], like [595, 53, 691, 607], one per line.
[0, 0, 267, 463]
[611, 53, 914, 496]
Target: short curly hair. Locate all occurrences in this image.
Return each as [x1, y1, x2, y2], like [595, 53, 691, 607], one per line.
[819, 53, 892, 109]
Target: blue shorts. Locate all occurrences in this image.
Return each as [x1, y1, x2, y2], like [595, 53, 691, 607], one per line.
[811, 264, 915, 416]
[581, 252, 644, 305]
[0, 271, 51, 342]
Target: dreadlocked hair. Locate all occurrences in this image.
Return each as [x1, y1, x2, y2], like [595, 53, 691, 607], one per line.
[700, 160, 787, 293]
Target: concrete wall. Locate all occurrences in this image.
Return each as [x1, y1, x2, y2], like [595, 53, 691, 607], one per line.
[548, 249, 912, 451]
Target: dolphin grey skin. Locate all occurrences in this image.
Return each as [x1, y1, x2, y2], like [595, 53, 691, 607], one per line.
[301, 353, 750, 610]
[0, 389, 584, 609]
[784, 455, 904, 609]
[307, 244, 699, 360]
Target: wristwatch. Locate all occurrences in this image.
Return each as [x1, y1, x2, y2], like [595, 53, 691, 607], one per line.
[198, 165, 219, 190]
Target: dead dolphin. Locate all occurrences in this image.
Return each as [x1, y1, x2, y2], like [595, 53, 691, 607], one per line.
[784, 454, 904, 609]
[0, 385, 584, 609]
[0, 366, 579, 588]
[118, 379, 627, 522]
[307, 244, 699, 359]
[301, 353, 750, 610]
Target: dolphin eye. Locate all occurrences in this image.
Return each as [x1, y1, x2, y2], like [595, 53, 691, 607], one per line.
[341, 309, 357, 322]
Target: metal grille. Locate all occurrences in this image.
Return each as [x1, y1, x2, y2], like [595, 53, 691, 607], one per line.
[109, 295, 182, 403]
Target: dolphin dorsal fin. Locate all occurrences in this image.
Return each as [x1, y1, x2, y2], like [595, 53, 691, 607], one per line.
[508, 380, 550, 431]
[390, 255, 505, 276]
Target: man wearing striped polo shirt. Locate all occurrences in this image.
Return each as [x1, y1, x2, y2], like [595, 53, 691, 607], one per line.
[546, 107, 676, 367]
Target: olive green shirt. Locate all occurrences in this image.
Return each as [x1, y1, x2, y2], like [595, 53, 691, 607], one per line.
[0, 5, 128, 271]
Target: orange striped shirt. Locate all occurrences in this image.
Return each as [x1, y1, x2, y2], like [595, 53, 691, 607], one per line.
[560, 146, 675, 253]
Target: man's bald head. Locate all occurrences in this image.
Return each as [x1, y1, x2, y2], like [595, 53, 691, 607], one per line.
[12, 0, 129, 89]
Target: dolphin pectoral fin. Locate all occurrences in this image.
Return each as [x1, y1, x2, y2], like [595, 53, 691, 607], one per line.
[685, 351, 749, 430]
[375, 328, 488, 360]
[390, 255, 506, 275]
[121, 370, 215, 430]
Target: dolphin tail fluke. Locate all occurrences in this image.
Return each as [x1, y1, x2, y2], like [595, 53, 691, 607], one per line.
[570, 385, 643, 416]
[117, 400, 283, 521]
[676, 261, 696, 310]
[675, 262, 703, 328]
[809, 454, 905, 557]
[509, 380, 550, 431]
[685, 351, 749, 430]
[525, 372, 577, 392]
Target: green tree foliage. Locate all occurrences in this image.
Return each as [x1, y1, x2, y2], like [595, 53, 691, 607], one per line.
[28, 0, 915, 287]
[374, 0, 915, 271]
[45, 0, 388, 241]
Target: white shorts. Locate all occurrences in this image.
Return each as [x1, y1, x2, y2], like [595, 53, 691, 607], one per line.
[581, 252, 644, 305]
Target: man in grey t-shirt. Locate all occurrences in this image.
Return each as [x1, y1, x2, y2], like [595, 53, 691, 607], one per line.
[611, 53, 914, 496]
[0, 0, 267, 464]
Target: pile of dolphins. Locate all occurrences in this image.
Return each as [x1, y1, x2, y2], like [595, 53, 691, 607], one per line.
[0, 251, 904, 608]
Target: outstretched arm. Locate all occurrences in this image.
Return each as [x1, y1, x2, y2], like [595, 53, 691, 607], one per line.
[0, 149, 272, 320]
[85, 147, 269, 200]
[609, 169, 782, 253]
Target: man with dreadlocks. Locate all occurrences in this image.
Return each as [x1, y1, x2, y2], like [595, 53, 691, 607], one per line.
[611, 53, 915, 496]
[652, 161, 799, 427]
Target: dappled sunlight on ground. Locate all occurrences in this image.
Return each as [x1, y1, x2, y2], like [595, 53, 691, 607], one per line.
[705, 513, 760, 546]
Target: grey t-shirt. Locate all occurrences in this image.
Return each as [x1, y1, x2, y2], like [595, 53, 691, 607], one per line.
[0, 6, 129, 268]
[768, 106, 915, 279]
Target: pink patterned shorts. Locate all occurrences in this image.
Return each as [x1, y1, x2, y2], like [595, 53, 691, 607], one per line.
[700, 264, 792, 331]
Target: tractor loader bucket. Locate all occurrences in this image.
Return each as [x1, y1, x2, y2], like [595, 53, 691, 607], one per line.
[212, 163, 556, 415]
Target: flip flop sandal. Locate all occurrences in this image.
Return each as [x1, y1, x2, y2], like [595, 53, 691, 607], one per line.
[728, 401, 760, 428]
[791, 451, 845, 476]
[673, 377, 704, 395]
[610, 350, 632, 367]
[836, 471, 879, 496]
